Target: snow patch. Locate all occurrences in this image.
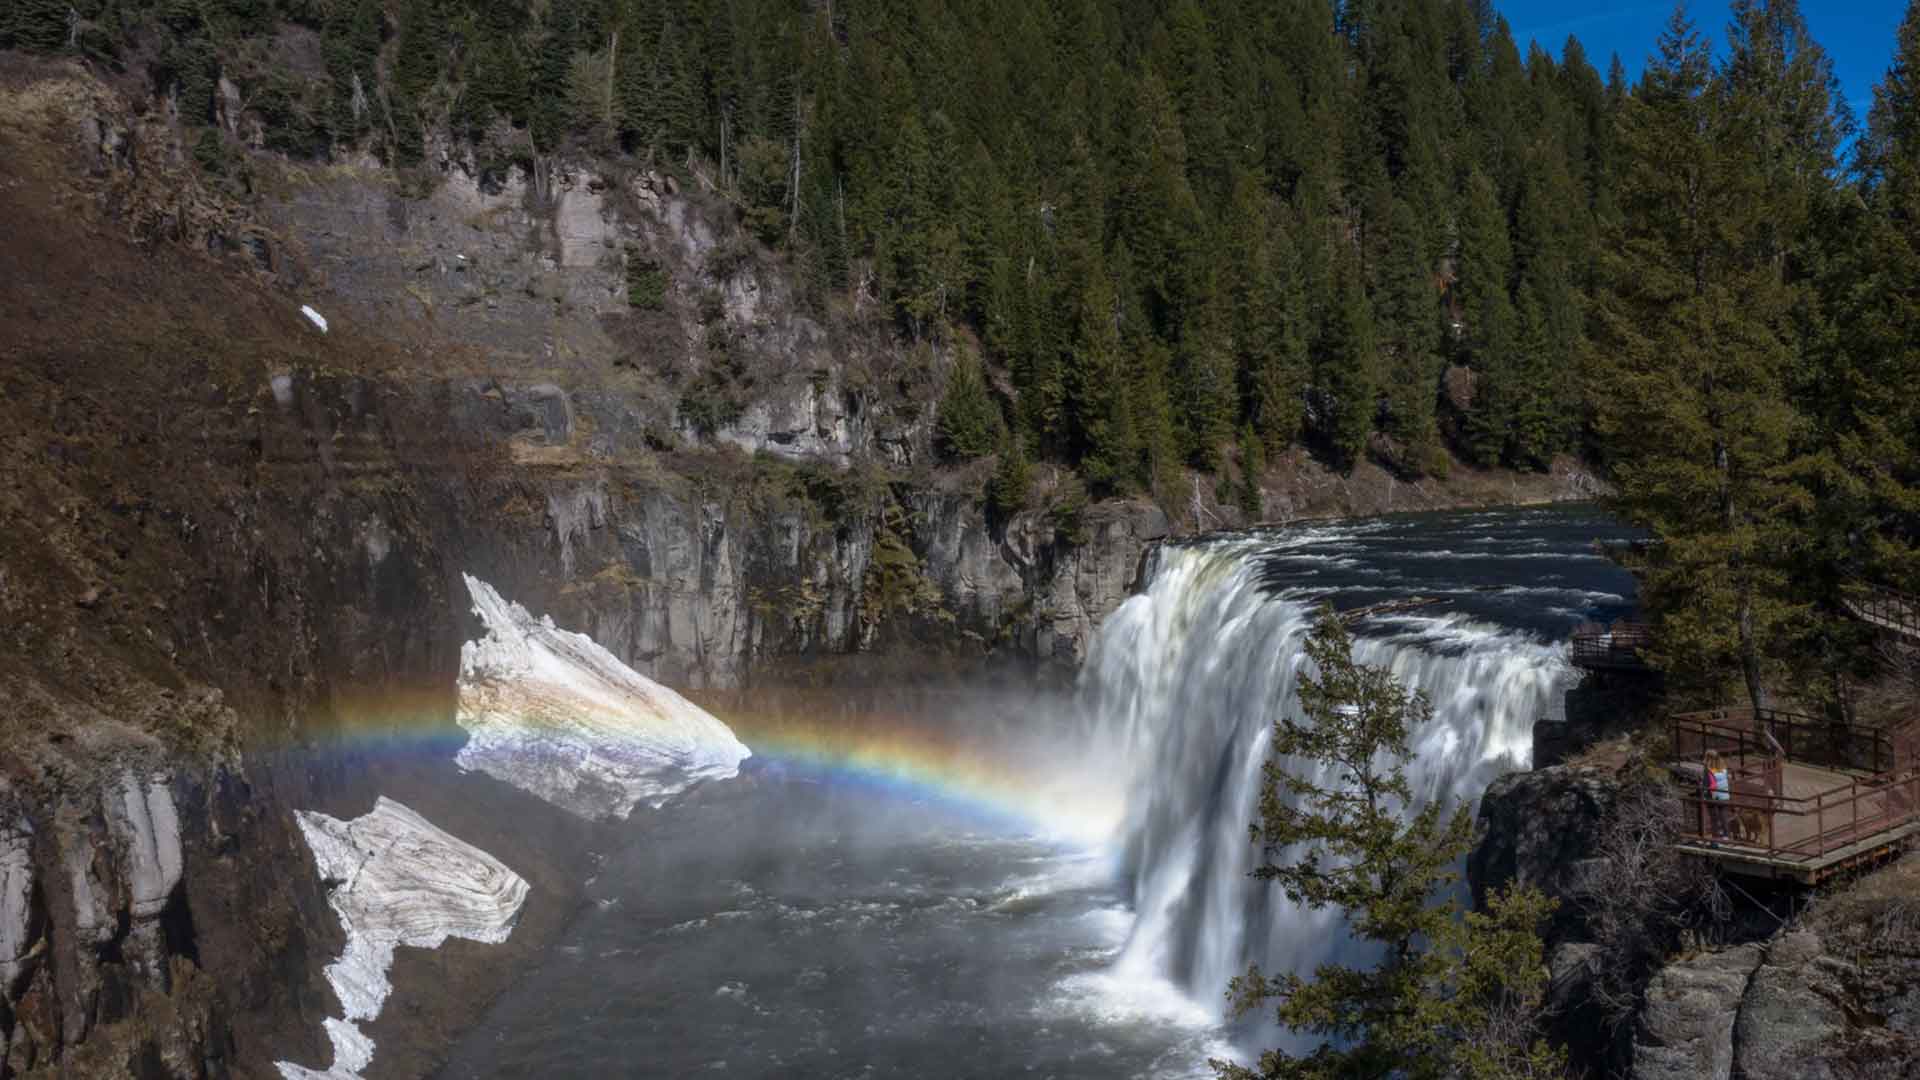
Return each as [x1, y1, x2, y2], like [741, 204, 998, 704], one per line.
[275, 797, 527, 1080]
[455, 574, 751, 819]
[300, 305, 329, 333]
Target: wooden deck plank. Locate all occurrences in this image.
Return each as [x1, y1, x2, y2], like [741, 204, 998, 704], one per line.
[1670, 708, 1920, 881]
[1676, 819, 1920, 884]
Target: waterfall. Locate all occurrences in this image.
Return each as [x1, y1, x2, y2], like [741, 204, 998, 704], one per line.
[1080, 533, 1574, 1022]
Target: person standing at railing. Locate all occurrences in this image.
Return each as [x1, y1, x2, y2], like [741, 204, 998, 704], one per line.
[1704, 750, 1731, 840]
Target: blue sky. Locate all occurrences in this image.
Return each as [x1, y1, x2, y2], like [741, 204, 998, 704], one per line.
[1501, 1, 1909, 124]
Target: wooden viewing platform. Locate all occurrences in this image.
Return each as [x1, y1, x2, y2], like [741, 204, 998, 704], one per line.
[1669, 708, 1920, 884]
[1842, 585, 1920, 647]
[1569, 621, 1655, 673]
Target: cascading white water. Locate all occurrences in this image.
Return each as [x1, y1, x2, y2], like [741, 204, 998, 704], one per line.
[1081, 532, 1574, 1023]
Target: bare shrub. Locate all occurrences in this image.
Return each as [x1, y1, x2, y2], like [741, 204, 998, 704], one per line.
[1850, 639, 1920, 728]
[1569, 758, 1731, 1026]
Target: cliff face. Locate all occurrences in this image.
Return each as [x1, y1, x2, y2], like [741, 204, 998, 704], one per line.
[0, 58, 1606, 1079]
[240, 123, 1175, 685]
[1472, 763, 1920, 1080]
[0, 65, 1165, 1077]
[1621, 921, 1910, 1080]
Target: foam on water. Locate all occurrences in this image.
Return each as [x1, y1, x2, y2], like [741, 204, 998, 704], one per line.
[435, 506, 1641, 1078]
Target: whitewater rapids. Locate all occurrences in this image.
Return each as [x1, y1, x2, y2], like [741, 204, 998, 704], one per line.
[1081, 526, 1578, 1024]
[437, 506, 1640, 1077]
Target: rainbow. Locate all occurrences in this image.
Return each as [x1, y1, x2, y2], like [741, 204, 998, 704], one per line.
[712, 704, 1128, 846]
[258, 686, 1124, 846]
[270, 576, 1124, 841]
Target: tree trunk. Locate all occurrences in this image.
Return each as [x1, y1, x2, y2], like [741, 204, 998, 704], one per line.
[788, 91, 803, 240]
[605, 30, 619, 126]
[1716, 420, 1766, 713]
[1738, 583, 1767, 713]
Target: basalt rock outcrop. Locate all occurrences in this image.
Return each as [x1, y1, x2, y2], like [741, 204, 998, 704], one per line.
[0, 749, 324, 1079]
[0, 66, 1165, 1079]
[1470, 763, 1627, 1069]
[1627, 942, 1766, 1080]
[1625, 928, 1871, 1080]
[1472, 761, 1920, 1079]
[1469, 764, 1616, 923]
[3, 58, 1608, 1079]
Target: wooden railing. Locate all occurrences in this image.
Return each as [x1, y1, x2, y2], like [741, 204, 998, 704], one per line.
[1569, 622, 1655, 671]
[1669, 709, 1920, 863]
[1843, 585, 1920, 643]
[1675, 764, 1920, 863]
[1670, 708, 1911, 775]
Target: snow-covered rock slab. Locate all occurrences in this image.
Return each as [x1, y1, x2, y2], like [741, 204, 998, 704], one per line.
[455, 574, 751, 819]
[276, 797, 527, 1080]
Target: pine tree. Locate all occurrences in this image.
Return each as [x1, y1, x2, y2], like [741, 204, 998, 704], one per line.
[470, 38, 530, 128]
[1593, 5, 1828, 708]
[1236, 423, 1265, 519]
[1468, 17, 1529, 201]
[393, 0, 447, 103]
[1221, 608, 1562, 1080]
[1458, 167, 1519, 466]
[1114, 238, 1182, 495]
[988, 435, 1034, 526]
[954, 141, 1014, 326]
[1246, 211, 1311, 456]
[1314, 248, 1380, 471]
[321, 0, 381, 140]
[1376, 197, 1441, 474]
[530, 0, 584, 152]
[878, 110, 938, 331]
[935, 351, 1006, 462]
[1070, 266, 1138, 496]
[1825, 0, 1920, 590]
[4, 0, 73, 53]
[1161, 0, 1231, 199]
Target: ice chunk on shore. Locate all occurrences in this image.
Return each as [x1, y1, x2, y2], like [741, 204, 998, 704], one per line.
[455, 574, 751, 820]
[276, 797, 527, 1080]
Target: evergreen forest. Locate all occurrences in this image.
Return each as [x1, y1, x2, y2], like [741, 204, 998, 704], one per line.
[7, 0, 1920, 707]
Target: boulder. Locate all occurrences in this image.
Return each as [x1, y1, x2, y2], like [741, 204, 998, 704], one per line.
[1469, 764, 1618, 923]
[1732, 930, 1850, 1080]
[1629, 943, 1764, 1080]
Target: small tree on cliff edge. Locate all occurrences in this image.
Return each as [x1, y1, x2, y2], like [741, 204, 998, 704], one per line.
[1216, 609, 1564, 1080]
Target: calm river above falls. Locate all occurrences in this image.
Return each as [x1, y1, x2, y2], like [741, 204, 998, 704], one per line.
[437, 504, 1640, 1079]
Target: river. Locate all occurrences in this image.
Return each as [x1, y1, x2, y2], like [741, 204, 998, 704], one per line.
[436, 504, 1640, 1078]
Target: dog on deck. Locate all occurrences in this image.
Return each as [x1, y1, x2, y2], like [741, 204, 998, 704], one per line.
[1728, 805, 1767, 845]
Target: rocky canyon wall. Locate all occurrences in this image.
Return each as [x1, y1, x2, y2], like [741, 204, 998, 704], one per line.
[0, 59, 1602, 1078]
[0, 65, 1167, 1078]
[1472, 763, 1920, 1079]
